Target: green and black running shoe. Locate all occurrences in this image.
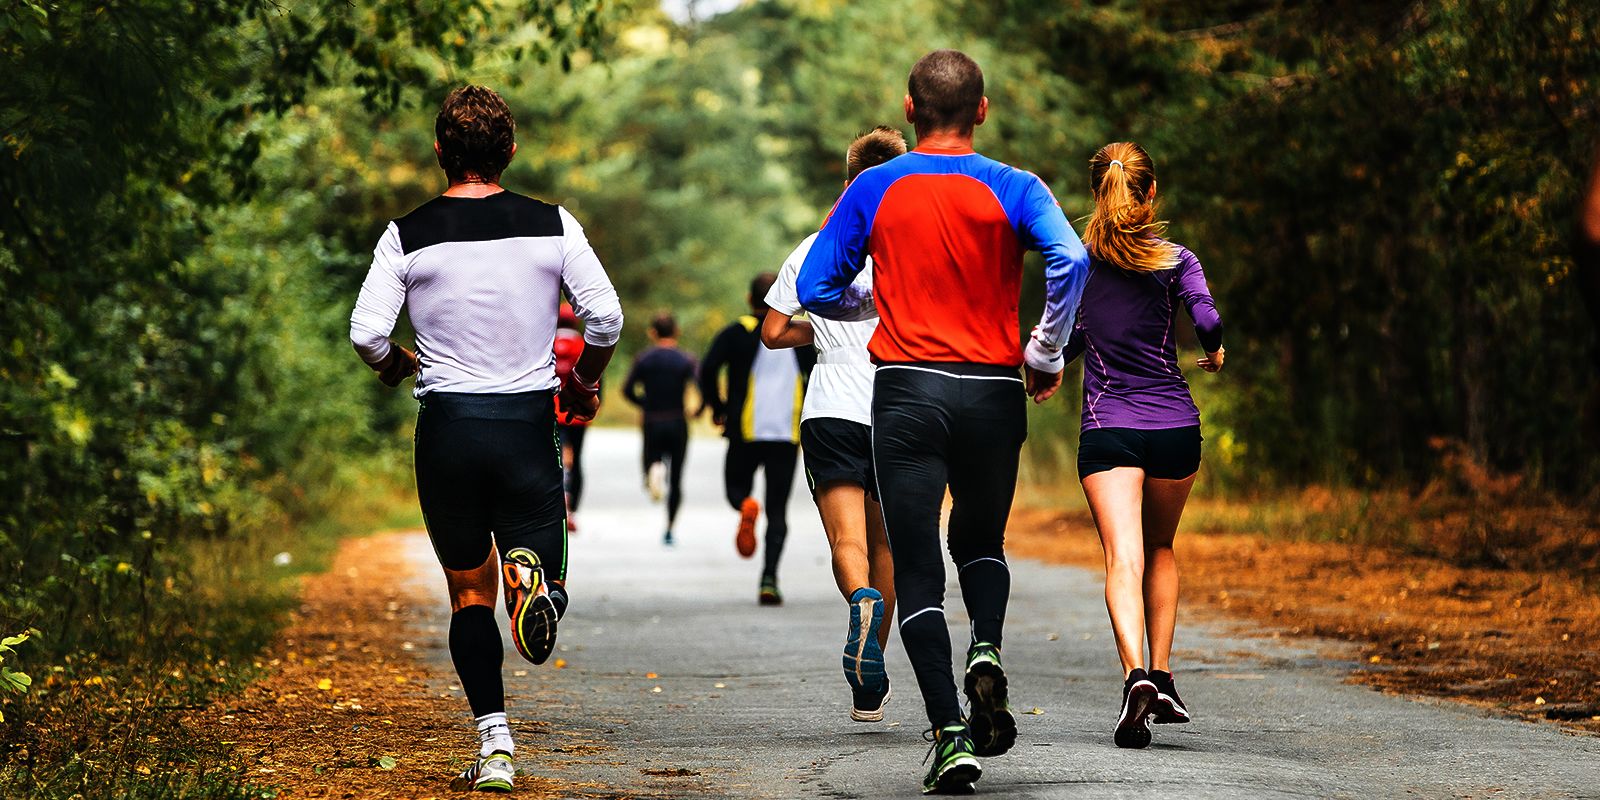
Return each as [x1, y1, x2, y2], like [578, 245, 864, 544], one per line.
[964, 642, 1017, 757]
[921, 723, 981, 795]
[758, 574, 783, 606]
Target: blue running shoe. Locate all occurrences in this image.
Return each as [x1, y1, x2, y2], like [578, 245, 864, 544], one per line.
[843, 587, 887, 697]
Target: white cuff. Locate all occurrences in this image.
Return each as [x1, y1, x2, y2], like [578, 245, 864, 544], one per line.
[1024, 334, 1064, 374]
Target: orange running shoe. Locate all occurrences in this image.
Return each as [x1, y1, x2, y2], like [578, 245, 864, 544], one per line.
[735, 497, 760, 558]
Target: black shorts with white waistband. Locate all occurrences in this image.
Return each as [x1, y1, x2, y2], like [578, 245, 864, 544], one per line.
[801, 417, 875, 496]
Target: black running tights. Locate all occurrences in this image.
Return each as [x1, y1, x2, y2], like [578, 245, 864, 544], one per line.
[872, 364, 1025, 728]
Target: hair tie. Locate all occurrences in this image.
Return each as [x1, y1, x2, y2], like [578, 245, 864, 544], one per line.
[1109, 159, 1124, 169]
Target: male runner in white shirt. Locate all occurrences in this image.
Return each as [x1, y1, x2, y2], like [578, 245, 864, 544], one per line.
[761, 125, 907, 723]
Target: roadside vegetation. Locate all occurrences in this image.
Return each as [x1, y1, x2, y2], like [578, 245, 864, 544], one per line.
[2, 0, 1598, 796]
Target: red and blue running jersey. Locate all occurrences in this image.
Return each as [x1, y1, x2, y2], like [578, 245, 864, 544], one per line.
[796, 145, 1089, 368]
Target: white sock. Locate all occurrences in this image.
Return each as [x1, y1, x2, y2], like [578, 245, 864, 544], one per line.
[475, 712, 514, 757]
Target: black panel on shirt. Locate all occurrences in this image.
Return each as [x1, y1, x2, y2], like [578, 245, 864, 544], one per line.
[394, 191, 564, 254]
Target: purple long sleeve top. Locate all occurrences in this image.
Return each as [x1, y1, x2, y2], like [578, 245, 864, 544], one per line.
[1063, 242, 1223, 431]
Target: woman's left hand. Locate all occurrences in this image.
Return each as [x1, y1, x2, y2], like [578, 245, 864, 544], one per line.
[1196, 347, 1225, 373]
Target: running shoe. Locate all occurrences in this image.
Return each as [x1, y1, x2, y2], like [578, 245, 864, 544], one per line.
[963, 642, 1017, 757]
[851, 678, 891, 723]
[1114, 668, 1159, 749]
[843, 588, 887, 691]
[921, 723, 981, 795]
[1149, 669, 1191, 724]
[501, 548, 558, 665]
[646, 461, 666, 502]
[453, 752, 515, 792]
[735, 496, 760, 558]
[758, 574, 782, 606]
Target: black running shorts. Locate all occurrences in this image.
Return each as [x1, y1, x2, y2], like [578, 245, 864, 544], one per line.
[1077, 425, 1202, 481]
[415, 391, 568, 578]
[800, 417, 875, 494]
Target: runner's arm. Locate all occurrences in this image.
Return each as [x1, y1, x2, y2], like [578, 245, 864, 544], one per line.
[1174, 248, 1224, 355]
[557, 207, 622, 420]
[349, 224, 419, 386]
[762, 243, 815, 348]
[761, 309, 813, 349]
[623, 358, 646, 407]
[698, 326, 734, 421]
[797, 183, 875, 320]
[1016, 174, 1091, 376]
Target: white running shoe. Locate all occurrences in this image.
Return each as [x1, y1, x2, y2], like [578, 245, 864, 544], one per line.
[455, 752, 515, 792]
[646, 461, 666, 502]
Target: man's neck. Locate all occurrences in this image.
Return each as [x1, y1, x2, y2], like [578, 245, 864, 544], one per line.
[443, 176, 505, 198]
[913, 129, 975, 154]
[657, 338, 678, 348]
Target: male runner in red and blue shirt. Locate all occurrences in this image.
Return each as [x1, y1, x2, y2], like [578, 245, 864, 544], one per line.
[797, 50, 1088, 795]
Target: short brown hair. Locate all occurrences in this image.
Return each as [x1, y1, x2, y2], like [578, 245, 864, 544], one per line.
[907, 50, 984, 133]
[435, 85, 516, 182]
[845, 126, 908, 183]
[650, 312, 678, 339]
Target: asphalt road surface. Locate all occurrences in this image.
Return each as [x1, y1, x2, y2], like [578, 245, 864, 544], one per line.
[400, 428, 1600, 799]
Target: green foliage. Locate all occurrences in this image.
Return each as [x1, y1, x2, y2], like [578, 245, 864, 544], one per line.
[0, 630, 34, 721]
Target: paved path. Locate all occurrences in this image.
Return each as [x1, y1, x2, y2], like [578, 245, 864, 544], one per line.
[400, 428, 1600, 799]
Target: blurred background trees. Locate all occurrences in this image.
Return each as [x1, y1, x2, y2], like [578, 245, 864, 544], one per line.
[1, 1, 1597, 781]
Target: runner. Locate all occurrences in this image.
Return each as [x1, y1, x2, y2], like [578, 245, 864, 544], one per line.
[762, 125, 906, 723]
[623, 312, 697, 546]
[1064, 142, 1224, 749]
[797, 51, 1089, 794]
[348, 85, 622, 793]
[699, 275, 815, 605]
[553, 305, 591, 532]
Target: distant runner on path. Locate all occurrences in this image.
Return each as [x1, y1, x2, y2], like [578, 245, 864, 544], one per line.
[554, 304, 592, 531]
[699, 276, 815, 605]
[797, 50, 1089, 794]
[762, 125, 908, 724]
[1066, 141, 1225, 750]
[623, 312, 698, 546]
[348, 85, 623, 793]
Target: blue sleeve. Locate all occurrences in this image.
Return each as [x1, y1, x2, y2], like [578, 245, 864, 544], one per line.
[797, 177, 882, 319]
[1001, 170, 1090, 371]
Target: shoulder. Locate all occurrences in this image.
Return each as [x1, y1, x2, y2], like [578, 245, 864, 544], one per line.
[392, 192, 564, 254]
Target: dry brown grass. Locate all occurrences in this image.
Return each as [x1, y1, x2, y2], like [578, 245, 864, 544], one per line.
[1008, 500, 1600, 734]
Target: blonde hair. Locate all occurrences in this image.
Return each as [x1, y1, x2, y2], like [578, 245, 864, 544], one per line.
[846, 126, 908, 182]
[1085, 142, 1178, 272]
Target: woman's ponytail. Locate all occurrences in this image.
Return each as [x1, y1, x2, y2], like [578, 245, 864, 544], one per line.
[1084, 142, 1177, 272]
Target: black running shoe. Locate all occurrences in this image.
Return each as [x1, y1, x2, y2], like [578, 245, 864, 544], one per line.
[1149, 670, 1191, 724]
[851, 678, 891, 723]
[921, 723, 981, 795]
[963, 642, 1017, 757]
[1114, 668, 1158, 749]
[758, 575, 782, 606]
[502, 548, 557, 665]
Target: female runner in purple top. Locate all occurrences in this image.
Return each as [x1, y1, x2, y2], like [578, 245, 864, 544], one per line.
[1064, 141, 1225, 750]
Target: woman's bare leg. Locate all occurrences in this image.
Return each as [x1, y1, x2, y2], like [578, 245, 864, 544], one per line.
[1141, 474, 1195, 672]
[1083, 467, 1148, 676]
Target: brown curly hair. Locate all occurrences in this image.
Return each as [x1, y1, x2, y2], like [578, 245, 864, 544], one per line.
[435, 85, 516, 183]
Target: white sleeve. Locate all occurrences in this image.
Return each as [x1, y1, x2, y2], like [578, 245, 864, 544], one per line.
[558, 206, 624, 347]
[349, 223, 406, 366]
[764, 238, 808, 316]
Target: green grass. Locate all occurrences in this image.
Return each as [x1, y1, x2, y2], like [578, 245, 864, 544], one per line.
[0, 459, 420, 800]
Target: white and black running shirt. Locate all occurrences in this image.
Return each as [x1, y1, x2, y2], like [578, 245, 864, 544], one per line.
[350, 191, 623, 396]
[766, 232, 877, 426]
